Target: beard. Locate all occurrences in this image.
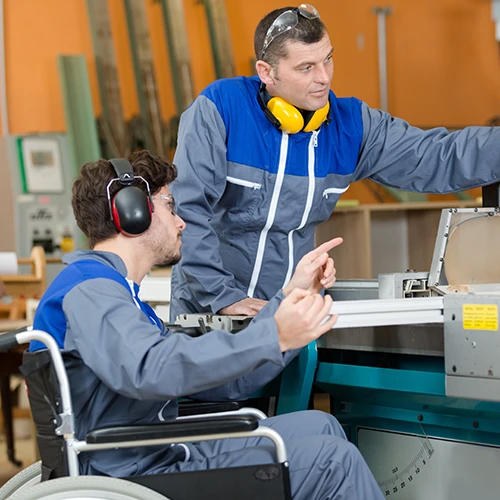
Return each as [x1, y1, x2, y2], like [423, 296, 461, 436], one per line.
[154, 230, 182, 267]
[156, 249, 181, 267]
[146, 220, 182, 267]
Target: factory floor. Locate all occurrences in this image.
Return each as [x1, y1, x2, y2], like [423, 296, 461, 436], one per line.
[0, 435, 37, 486]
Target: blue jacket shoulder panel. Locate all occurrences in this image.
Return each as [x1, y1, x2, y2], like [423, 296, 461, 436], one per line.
[31, 259, 134, 351]
[202, 77, 280, 174]
[315, 95, 363, 177]
[200, 76, 364, 177]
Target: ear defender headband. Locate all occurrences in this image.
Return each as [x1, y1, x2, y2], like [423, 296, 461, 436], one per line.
[258, 84, 331, 134]
[107, 158, 153, 236]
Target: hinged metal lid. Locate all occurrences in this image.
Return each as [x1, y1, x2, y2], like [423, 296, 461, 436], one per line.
[428, 207, 500, 295]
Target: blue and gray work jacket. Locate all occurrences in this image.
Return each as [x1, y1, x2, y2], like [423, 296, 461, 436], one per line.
[170, 75, 500, 320]
[30, 250, 295, 477]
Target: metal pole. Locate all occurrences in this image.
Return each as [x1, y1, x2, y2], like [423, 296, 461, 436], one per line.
[86, 0, 126, 157]
[492, 0, 500, 42]
[124, 0, 167, 156]
[373, 6, 392, 112]
[201, 0, 236, 80]
[160, 0, 195, 114]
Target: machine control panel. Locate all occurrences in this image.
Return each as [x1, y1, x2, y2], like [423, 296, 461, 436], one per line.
[444, 293, 500, 402]
[27, 204, 75, 255]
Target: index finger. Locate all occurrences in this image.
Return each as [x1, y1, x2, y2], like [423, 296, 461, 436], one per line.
[312, 237, 343, 257]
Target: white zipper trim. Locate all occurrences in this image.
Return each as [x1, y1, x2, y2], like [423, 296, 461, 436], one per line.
[178, 443, 191, 462]
[283, 130, 319, 288]
[127, 278, 158, 325]
[226, 176, 262, 190]
[323, 186, 350, 198]
[157, 400, 171, 421]
[247, 132, 289, 298]
[125, 278, 158, 328]
[168, 443, 191, 462]
[126, 279, 142, 310]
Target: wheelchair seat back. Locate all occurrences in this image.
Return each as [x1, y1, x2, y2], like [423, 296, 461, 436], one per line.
[20, 350, 68, 480]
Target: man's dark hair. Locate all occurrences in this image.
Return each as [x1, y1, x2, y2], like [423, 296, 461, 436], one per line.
[254, 6, 327, 67]
[72, 150, 177, 248]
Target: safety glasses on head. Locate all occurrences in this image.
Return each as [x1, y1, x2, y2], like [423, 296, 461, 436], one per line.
[152, 193, 176, 216]
[260, 4, 320, 60]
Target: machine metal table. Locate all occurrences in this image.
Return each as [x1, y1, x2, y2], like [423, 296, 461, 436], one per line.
[315, 207, 500, 499]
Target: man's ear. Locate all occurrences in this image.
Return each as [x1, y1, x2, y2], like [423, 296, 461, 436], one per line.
[255, 60, 275, 86]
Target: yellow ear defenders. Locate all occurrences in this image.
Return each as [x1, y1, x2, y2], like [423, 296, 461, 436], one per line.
[258, 84, 330, 134]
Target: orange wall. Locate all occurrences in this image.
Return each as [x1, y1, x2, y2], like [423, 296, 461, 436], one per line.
[5, 0, 500, 131]
[2, 0, 215, 131]
[6, 0, 500, 134]
[2, 0, 498, 202]
[4, 0, 99, 135]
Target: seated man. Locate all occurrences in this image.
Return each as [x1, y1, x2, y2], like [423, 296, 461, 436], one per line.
[31, 150, 383, 500]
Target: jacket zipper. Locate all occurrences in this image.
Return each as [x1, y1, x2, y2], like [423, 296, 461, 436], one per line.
[323, 186, 350, 198]
[247, 132, 289, 298]
[226, 176, 262, 190]
[282, 130, 319, 287]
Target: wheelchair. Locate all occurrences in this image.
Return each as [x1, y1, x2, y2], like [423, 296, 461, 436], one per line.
[0, 328, 292, 499]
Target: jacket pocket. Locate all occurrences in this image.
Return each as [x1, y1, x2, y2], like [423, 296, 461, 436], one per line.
[217, 173, 264, 238]
[312, 184, 351, 224]
[323, 185, 350, 199]
[226, 176, 262, 190]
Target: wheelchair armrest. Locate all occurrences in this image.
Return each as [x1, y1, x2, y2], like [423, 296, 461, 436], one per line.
[177, 400, 241, 417]
[85, 415, 258, 444]
[0, 326, 30, 352]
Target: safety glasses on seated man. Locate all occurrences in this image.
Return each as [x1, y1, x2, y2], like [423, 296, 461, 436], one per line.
[260, 4, 320, 60]
[152, 193, 176, 216]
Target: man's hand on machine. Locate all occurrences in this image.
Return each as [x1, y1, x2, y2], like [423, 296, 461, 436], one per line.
[219, 297, 268, 316]
[283, 237, 343, 296]
[275, 289, 337, 351]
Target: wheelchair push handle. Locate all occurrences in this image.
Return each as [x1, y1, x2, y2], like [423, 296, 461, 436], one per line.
[0, 326, 29, 352]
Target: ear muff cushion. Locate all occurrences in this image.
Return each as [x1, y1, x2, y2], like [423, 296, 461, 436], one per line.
[267, 97, 304, 134]
[303, 101, 331, 133]
[112, 187, 152, 236]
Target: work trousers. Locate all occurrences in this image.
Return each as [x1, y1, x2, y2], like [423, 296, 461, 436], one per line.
[163, 409, 384, 500]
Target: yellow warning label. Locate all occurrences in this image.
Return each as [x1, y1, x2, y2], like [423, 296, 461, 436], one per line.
[463, 304, 498, 331]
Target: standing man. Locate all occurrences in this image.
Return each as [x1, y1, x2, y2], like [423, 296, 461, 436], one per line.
[170, 3, 500, 321]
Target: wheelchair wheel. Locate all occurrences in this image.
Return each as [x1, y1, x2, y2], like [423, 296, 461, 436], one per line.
[0, 460, 42, 499]
[8, 476, 171, 499]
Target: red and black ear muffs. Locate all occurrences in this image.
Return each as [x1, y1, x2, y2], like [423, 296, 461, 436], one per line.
[257, 83, 331, 134]
[107, 158, 153, 237]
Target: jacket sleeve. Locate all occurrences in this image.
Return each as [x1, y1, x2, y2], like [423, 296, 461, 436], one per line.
[62, 278, 287, 401]
[187, 290, 301, 401]
[355, 102, 500, 192]
[171, 96, 248, 313]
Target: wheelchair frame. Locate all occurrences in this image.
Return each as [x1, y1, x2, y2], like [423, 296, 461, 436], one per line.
[0, 329, 292, 499]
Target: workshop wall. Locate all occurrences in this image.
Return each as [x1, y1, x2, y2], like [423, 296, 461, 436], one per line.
[3, 0, 96, 135]
[2, 0, 495, 201]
